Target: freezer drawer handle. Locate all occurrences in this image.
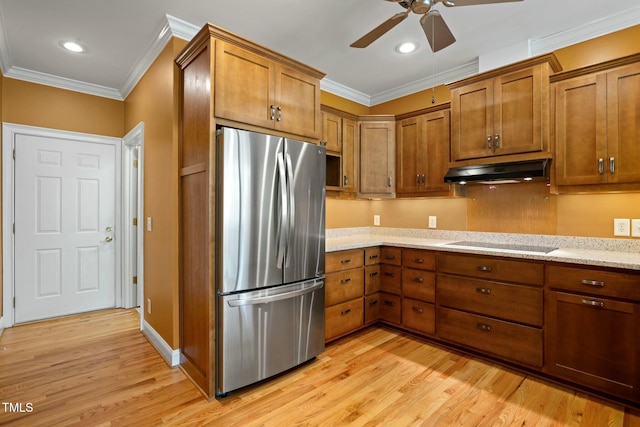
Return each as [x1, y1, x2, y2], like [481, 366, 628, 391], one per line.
[581, 279, 604, 287]
[227, 282, 324, 307]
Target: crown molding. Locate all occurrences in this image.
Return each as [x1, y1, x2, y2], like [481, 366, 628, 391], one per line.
[320, 79, 371, 106]
[166, 14, 200, 41]
[530, 5, 640, 55]
[0, 2, 13, 76]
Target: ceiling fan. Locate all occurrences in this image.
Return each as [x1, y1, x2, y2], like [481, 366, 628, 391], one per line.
[350, 0, 523, 52]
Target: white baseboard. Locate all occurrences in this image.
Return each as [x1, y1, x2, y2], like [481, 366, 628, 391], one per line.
[141, 318, 180, 367]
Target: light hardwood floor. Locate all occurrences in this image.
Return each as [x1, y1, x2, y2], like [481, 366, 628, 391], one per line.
[0, 309, 638, 426]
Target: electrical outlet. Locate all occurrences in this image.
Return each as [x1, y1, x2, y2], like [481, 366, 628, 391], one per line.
[147, 298, 152, 314]
[632, 219, 640, 237]
[373, 215, 380, 226]
[614, 218, 630, 237]
[428, 216, 437, 229]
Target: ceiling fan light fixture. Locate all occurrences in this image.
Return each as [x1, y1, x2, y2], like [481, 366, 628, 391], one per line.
[396, 41, 417, 53]
[61, 41, 85, 53]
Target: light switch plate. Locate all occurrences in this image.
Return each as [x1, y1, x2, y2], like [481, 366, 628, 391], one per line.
[614, 218, 630, 236]
[428, 216, 437, 229]
[373, 215, 380, 226]
[632, 219, 640, 237]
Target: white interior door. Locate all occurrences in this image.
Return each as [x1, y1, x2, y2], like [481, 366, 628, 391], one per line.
[14, 132, 118, 323]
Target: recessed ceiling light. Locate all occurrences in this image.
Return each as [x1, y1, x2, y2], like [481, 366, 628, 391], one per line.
[61, 41, 84, 53]
[395, 42, 417, 54]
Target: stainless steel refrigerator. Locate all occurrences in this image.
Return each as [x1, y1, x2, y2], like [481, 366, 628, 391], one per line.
[216, 126, 326, 396]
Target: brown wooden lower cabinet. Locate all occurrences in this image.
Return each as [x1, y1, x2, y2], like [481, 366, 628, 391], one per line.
[379, 292, 401, 325]
[402, 298, 435, 336]
[437, 306, 543, 368]
[325, 298, 364, 341]
[545, 290, 639, 402]
[365, 293, 380, 325]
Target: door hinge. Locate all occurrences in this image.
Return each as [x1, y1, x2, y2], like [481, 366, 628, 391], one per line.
[12, 223, 15, 234]
[13, 297, 16, 308]
[133, 159, 138, 168]
[132, 218, 138, 226]
[12, 149, 15, 160]
[133, 276, 138, 285]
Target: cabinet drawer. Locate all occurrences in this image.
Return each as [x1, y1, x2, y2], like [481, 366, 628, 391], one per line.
[437, 252, 543, 286]
[325, 269, 364, 306]
[325, 298, 364, 341]
[437, 274, 542, 327]
[364, 265, 380, 295]
[546, 264, 640, 301]
[402, 249, 436, 271]
[326, 249, 364, 273]
[402, 269, 435, 303]
[379, 293, 401, 325]
[365, 247, 381, 265]
[365, 293, 380, 325]
[380, 247, 402, 266]
[402, 298, 435, 336]
[380, 265, 402, 295]
[437, 307, 543, 368]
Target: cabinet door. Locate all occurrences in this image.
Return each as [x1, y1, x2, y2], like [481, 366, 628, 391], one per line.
[607, 62, 640, 184]
[342, 118, 358, 192]
[321, 111, 342, 153]
[214, 41, 276, 129]
[545, 290, 638, 401]
[396, 116, 422, 194]
[451, 80, 493, 161]
[554, 73, 608, 185]
[494, 66, 544, 156]
[359, 121, 396, 196]
[276, 65, 321, 139]
[423, 110, 450, 192]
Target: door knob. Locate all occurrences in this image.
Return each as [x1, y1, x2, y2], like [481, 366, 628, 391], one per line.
[104, 236, 113, 242]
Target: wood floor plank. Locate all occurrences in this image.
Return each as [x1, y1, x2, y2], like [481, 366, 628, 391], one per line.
[0, 309, 634, 426]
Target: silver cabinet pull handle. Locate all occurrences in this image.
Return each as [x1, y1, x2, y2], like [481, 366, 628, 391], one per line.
[416, 174, 420, 185]
[487, 135, 492, 149]
[270, 105, 276, 120]
[344, 175, 349, 186]
[421, 174, 425, 185]
[582, 299, 604, 308]
[276, 106, 282, 121]
[477, 266, 492, 272]
[494, 134, 500, 148]
[598, 158, 604, 174]
[388, 176, 392, 187]
[476, 323, 491, 332]
[581, 279, 604, 287]
[610, 157, 615, 174]
[476, 287, 491, 295]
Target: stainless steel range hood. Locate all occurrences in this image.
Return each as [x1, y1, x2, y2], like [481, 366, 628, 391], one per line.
[444, 159, 550, 184]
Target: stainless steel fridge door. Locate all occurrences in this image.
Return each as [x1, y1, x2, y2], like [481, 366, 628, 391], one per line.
[283, 139, 326, 284]
[218, 127, 288, 293]
[217, 279, 325, 395]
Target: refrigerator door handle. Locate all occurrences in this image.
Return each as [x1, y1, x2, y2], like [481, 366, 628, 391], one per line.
[276, 155, 288, 268]
[285, 152, 295, 267]
[227, 281, 324, 306]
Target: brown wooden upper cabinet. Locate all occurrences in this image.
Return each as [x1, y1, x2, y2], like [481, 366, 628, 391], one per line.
[396, 106, 450, 196]
[449, 54, 561, 163]
[553, 56, 640, 187]
[215, 40, 322, 140]
[321, 109, 359, 193]
[359, 118, 396, 198]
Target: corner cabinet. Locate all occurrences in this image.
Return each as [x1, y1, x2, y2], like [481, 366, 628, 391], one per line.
[215, 40, 323, 139]
[449, 54, 561, 164]
[359, 117, 396, 198]
[175, 23, 325, 399]
[552, 54, 640, 190]
[396, 105, 450, 196]
[321, 108, 359, 194]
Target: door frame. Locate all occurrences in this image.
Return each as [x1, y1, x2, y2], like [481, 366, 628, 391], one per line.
[2, 123, 125, 327]
[122, 123, 145, 320]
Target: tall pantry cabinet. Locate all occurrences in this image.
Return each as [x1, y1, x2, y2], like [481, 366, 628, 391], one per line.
[175, 23, 324, 399]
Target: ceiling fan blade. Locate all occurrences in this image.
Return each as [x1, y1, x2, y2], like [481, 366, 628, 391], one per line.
[350, 12, 409, 48]
[420, 11, 456, 52]
[442, 0, 523, 6]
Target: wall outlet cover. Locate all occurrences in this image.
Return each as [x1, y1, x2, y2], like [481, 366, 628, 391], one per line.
[632, 219, 640, 237]
[428, 216, 437, 229]
[373, 215, 380, 226]
[614, 218, 630, 237]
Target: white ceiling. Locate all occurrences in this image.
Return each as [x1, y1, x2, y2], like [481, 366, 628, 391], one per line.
[0, 1, 639, 105]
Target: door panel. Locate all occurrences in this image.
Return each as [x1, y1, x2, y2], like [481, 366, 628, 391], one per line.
[14, 134, 117, 323]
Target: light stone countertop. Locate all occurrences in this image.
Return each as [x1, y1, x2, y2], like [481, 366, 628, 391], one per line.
[325, 227, 640, 271]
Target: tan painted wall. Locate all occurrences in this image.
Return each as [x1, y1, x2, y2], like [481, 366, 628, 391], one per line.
[124, 38, 186, 349]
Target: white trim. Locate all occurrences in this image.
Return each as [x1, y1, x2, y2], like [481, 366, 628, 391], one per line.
[166, 14, 200, 41]
[141, 318, 180, 367]
[0, 1, 12, 76]
[531, 5, 640, 55]
[320, 79, 372, 106]
[122, 123, 145, 312]
[2, 123, 123, 327]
